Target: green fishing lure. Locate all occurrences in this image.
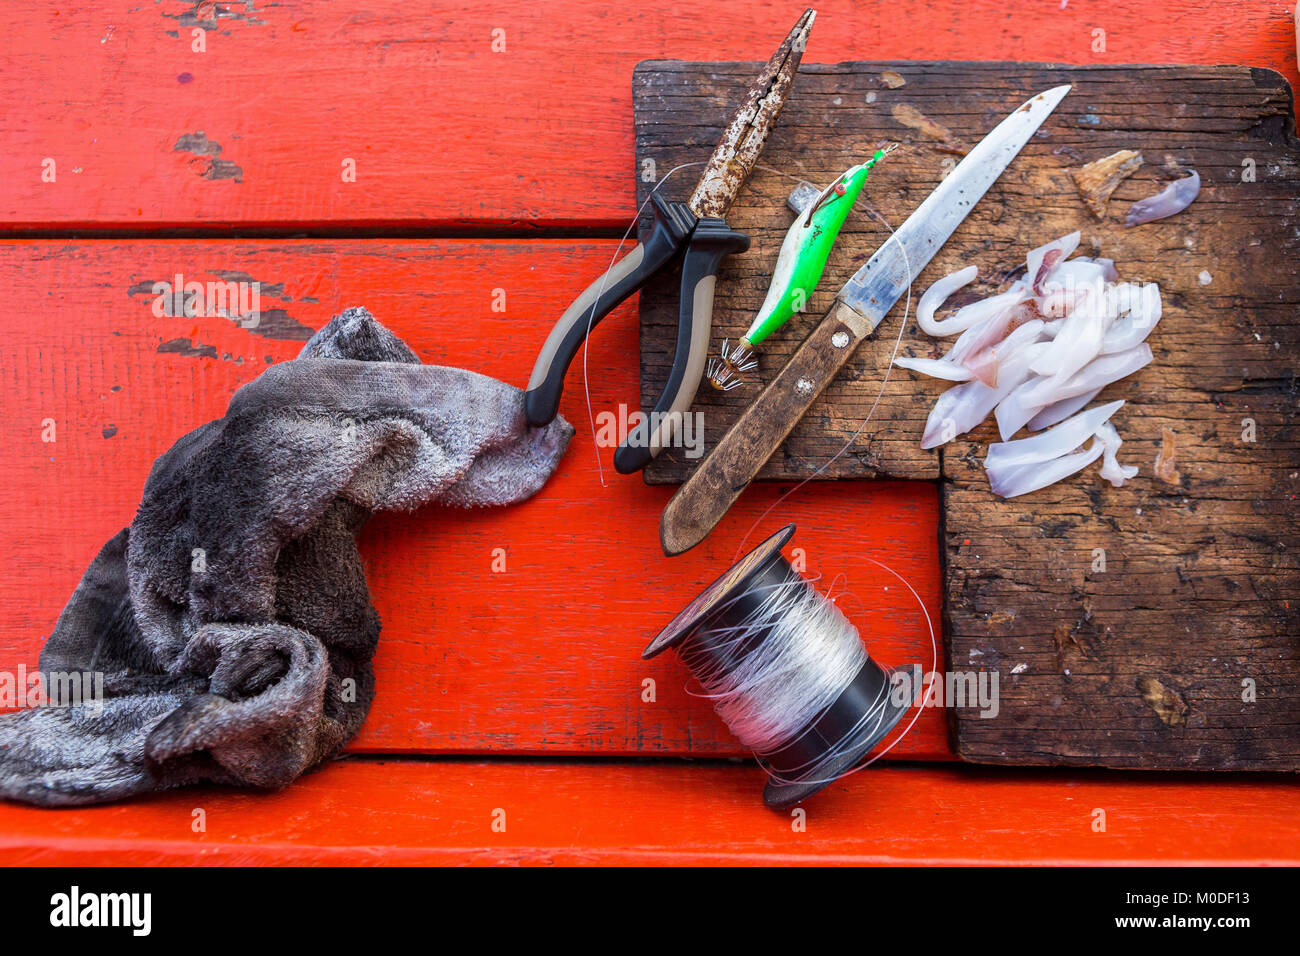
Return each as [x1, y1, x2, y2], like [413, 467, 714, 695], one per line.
[707, 147, 893, 390]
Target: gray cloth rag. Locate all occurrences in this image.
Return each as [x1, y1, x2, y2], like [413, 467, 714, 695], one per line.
[0, 307, 572, 806]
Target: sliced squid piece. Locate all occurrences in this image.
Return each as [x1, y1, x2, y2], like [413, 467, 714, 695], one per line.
[1049, 258, 1109, 287]
[1005, 342, 1153, 437]
[1093, 258, 1120, 282]
[1036, 284, 1089, 319]
[1099, 282, 1162, 353]
[994, 380, 1046, 441]
[1001, 318, 1049, 351]
[1125, 170, 1200, 226]
[944, 292, 1032, 364]
[960, 318, 1046, 388]
[1032, 342, 1152, 403]
[984, 400, 1124, 471]
[945, 309, 1007, 366]
[1028, 298, 1109, 381]
[917, 266, 979, 336]
[901, 309, 1042, 388]
[928, 283, 1029, 345]
[999, 346, 1144, 441]
[920, 342, 1048, 449]
[986, 440, 1104, 498]
[961, 348, 998, 390]
[962, 348, 999, 388]
[906, 232, 1159, 492]
[1095, 421, 1139, 486]
[1025, 231, 1081, 293]
[1026, 387, 1103, 431]
[894, 355, 974, 381]
[1036, 259, 1110, 316]
[1040, 317, 1065, 337]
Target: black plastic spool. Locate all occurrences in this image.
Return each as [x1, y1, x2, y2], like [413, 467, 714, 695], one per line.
[644, 524, 915, 809]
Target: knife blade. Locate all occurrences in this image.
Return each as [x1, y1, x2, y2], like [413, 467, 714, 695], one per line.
[660, 84, 1072, 556]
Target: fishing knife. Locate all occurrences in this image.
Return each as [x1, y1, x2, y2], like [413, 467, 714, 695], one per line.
[660, 84, 1072, 555]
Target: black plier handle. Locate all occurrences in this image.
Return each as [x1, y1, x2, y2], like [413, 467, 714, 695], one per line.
[524, 193, 748, 473]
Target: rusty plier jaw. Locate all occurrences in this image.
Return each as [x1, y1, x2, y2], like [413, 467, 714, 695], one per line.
[687, 8, 816, 219]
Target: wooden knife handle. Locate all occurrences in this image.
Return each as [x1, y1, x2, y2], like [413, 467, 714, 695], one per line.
[659, 299, 876, 556]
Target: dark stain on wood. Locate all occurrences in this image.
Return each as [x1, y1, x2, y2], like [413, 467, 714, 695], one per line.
[127, 273, 313, 341]
[173, 131, 244, 182]
[636, 61, 1300, 770]
[157, 336, 217, 359]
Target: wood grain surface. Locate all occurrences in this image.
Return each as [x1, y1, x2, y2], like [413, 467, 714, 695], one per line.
[636, 62, 1300, 769]
[0, 239, 947, 759]
[2, 1, 1296, 231]
[0, 758, 1295, 865]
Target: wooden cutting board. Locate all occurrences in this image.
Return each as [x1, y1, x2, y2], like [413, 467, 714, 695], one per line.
[635, 61, 1300, 770]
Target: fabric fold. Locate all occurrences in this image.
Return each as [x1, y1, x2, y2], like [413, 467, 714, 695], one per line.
[0, 307, 572, 806]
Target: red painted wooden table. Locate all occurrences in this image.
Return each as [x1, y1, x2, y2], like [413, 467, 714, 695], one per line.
[0, 0, 1297, 864]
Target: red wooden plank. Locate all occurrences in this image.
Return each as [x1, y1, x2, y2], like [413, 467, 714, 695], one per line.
[1, 1, 1293, 229]
[0, 759, 1294, 865]
[0, 239, 948, 758]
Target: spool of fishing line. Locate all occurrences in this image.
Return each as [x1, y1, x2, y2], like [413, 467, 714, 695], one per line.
[644, 523, 919, 808]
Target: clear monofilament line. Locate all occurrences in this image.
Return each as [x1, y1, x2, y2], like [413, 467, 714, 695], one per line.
[678, 573, 868, 756]
[762, 552, 940, 789]
[757, 658, 895, 785]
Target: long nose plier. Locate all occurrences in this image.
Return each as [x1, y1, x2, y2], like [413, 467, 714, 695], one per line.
[523, 9, 817, 474]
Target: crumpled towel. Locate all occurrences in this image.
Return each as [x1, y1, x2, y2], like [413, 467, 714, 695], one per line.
[0, 307, 572, 806]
